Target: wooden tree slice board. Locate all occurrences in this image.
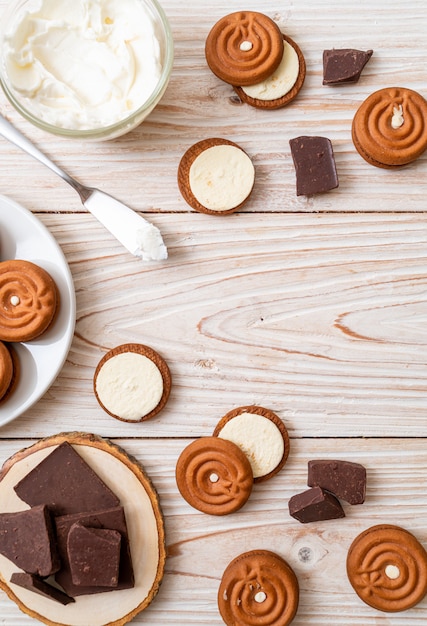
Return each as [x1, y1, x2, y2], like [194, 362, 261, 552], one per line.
[0, 432, 166, 626]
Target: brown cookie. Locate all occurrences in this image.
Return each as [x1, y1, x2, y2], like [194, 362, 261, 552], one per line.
[175, 436, 253, 515]
[205, 12, 284, 87]
[213, 405, 290, 482]
[218, 549, 299, 626]
[177, 138, 255, 215]
[352, 87, 427, 168]
[0, 343, 19, 404]
[94, 343, 171, 422]
[0, 341, 13, 401]
[347, 524, 427, 612]
[0, 260, 58, 342]
[234, 34, 306, 109]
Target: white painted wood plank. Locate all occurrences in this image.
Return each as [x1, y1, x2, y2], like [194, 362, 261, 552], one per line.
[0, 437, 426, 625]
[1, 212, 427, 439]
[0, 0, 426, 213]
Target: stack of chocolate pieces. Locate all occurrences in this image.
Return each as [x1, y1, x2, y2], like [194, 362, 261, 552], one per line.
[0, 442, 134, 604]
[288, 459, 366, 523]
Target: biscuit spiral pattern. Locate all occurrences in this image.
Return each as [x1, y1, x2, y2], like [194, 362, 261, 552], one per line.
[347, 525, 427, 612]
[205, 12, 284, 86]
[0, 260, 56, 342]
[176, 437, 253, 515]
[353, 87, 427, 166]
[218, 550, 299, 626]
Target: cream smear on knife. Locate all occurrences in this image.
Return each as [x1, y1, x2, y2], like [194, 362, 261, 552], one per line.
[85, 192, 167, 260]
[3, 0, 163, 130]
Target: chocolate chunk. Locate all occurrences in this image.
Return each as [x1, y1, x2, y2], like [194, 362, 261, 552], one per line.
[288, 486, 345, 523]
[289, 136, 339, 196]
[307, 459, 366, 504]
[323, 48, 373, 85]
[0, 505, 60, 577]
[10, 573, 74, 606]
[14, 442, 120, 516]
[54, 506, 134, 596]
[68, 523, 121, 588]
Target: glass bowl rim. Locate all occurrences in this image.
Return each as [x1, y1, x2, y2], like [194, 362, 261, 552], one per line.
[0, 0, 174, 139]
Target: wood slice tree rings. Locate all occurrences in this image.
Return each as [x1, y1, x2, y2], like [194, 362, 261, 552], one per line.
[0, 432, 166, 626]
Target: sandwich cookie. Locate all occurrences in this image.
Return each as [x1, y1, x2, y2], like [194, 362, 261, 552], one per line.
[0, 343, 19, 403]
[352, 87, 427, 168]
[94, 343, 171, 422]
[218, 550, 299, 626]
[175, 437, 253, 515]
[178, 138, 255, 215]
[0, 259, 58, 342]
[213, 405, 290, 482]
[347, 524, 427, 612]
[234, 34, 306, 109]
[0, 341, 13, 401]
[205, 12, 284, 86]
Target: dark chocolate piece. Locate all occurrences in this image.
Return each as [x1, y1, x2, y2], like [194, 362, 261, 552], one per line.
[14, 442, 120, 516]
[68, 523, 121, 588]
[289, 136, 339, 196]
[288, 486, 345, 523]
[307, 459, 366, 504]
[10, 572, 74, 606]
[323, 48, 373, 85]
[54, 506, 134, 596]
[0, 505, 60, 576]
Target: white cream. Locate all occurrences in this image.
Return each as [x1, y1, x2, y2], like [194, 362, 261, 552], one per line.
[241, 40, 299, 101]
[3, 0, 163, 129]
[218, 412, 285, 478]
[189, 145, 255, 212]
[95, 351, 164, 421]
[391, 104, 404, 129]
[84, 191, 167, 261]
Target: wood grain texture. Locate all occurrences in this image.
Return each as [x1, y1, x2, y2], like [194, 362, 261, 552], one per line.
[0, 438, 427, 625]
[1, 212, 427, 439]
[0, 0, 426, 624]
[0, 0, 426, 213]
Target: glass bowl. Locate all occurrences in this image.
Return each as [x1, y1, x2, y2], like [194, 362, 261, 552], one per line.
[0, 0, 174, 140]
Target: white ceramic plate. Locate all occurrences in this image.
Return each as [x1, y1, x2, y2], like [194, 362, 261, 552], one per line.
[0, 195, 75, 426]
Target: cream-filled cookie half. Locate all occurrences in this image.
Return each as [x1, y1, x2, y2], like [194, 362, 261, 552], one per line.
[178, 138, 255, 215]
[94, 344, 171, 422]
[234, 34, 306, 110]
[213, 405, 290, 482]
[242, 39, 299, 100]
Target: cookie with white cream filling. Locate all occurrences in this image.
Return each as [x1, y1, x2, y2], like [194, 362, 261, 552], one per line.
[178, 138, 255, 215]
[94, 343, 171, 422]
[213, 405, 290, 482]
[234, 34, 306, 109]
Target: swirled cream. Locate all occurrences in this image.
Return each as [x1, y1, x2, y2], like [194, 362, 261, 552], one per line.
[2, 0, 163, 129]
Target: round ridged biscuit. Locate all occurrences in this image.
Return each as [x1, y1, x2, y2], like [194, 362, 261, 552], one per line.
[0, 341, 13, 400]
[177, 138, 255, 215]
[347, 524, 427, 612]
[175, 437, 253, 515]
[213, 405, 290, 482]
[218, 549, 299, 626]
[0, 343, 20, 404]
[233, 34, 306, 110]
[352, 87, 427, 168]
[0, 260, 58, 342]
[205, 11, 284, 86]
[94, 343, 171, 423]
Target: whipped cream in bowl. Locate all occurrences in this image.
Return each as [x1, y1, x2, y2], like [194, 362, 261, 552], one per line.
[0, 0, 173, 139]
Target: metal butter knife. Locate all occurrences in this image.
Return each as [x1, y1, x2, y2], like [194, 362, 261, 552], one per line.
[0, 114, 167, 261]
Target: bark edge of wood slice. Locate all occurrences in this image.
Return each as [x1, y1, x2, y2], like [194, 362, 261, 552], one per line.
[0, 431, 167, 626]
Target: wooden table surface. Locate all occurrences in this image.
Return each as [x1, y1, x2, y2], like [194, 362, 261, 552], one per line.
[1, 0, 427, 624]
